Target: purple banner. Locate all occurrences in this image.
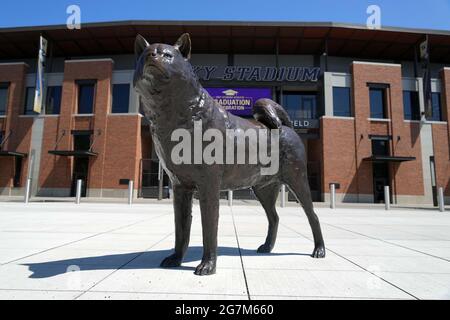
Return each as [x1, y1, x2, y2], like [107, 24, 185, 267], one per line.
[205, 87, 272, 116]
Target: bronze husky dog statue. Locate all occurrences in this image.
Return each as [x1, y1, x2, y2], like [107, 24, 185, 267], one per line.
[134, 34, 325, 276]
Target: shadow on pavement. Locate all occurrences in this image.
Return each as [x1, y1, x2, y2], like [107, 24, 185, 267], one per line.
[23, 246, 311, 278]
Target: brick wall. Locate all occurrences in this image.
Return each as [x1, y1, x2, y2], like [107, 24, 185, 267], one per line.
[437, 69, 450, 196]
[38, 59, 143, 196]
[0, 63, 31, 191]
[321, 62, 426, 201]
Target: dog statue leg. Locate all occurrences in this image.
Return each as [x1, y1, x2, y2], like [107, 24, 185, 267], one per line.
[161, 185, 193, 268]
[195, 183, 220, 276]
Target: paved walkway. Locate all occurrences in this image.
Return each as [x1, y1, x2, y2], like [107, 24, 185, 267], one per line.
[0, 202, 449, 300]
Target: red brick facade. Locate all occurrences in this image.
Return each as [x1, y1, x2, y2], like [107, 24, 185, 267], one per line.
[321, 62, 448, 203]
[0, 63, 32, 194]
[0, 60, 449, 202]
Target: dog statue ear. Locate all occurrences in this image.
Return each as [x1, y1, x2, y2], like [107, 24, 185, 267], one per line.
[135, 34, 150, 60]
[174, 33, 191, 60]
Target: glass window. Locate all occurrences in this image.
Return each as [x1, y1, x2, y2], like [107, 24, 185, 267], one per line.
[403, 91, 420, 120]
[282, 92, 318, 120]
[78, 83, 95, 114]
[369, 88, 386, 119]
[333, 87, 351, 117]
[112, 84, 130, 113]
[24, 87, 38, 115]
[0, 84, 8, 116]
[372, 139, 390, 156]
[429, 92, 443, 121]
[46, 86, 62, 115]
[73, 134, 91, 151]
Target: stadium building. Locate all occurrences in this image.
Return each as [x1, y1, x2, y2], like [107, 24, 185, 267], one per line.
[0, 21, 449, 204]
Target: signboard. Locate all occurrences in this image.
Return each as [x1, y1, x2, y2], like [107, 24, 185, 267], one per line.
[291, 119, 320, 129]
[33, 36, 48, 114]
[205, 87, 272, 117]
[195, 66, 321, 82]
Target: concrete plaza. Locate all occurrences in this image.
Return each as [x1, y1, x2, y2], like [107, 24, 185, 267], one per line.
[0, 200, 449, 300]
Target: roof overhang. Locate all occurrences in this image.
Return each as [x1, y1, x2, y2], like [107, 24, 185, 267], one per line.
[1, 20, 450, 63]
[363, 155, 416, 163]
[48, 150, 98, 157]
[0, 151, 27, 157]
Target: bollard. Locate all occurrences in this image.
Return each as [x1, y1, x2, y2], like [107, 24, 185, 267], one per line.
[384, 186, 390, 210]
[330, 184, 336, 209]
[75, 179, 82, 205]
[438, 187, 445, 212]
[128, 180, 134, 205]
[280, 184, 286, 208]
[228, 190, 233, 207]
[24, 178, 31, 204]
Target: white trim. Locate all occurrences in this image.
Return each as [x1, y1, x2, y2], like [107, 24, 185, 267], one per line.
[403, 120, 421, 123]
[321, 115, 355, 120]
[73, 114, 94, 117]
[353, 61, 401, 67]
[18, 115, 38, 118]
[66, 58, 114, 64]
[424, 120, 447, 125]
[368, 118, 391, 122]
[108, 113, 142, 116]
[0, 115, 6, 118]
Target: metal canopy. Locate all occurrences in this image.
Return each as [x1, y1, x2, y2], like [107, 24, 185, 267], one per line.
[48, 150, 98, 157]
[363, 155, 416, 163]
[0, 151, 27, 157]
[0, 21, 450, 63]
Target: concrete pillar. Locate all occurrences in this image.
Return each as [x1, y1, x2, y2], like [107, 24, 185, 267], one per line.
[75, 179, 82, 204]
[24, 178, 31, 204]
[330, 184, 336, 209]
[438, 187, 445, 212]
[280, 184, 286, 208]
[228, 190, 233, 207]
[128, 180, 134, 205]
[384, 186, 390, 210]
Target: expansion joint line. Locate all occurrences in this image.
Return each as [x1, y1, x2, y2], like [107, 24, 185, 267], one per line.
[230, 208, 251, 300]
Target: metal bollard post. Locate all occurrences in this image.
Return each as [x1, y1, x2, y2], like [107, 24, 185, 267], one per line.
[330, 183, 336, 209]
[75, 179, 82, 205]
[228, 190, 233, 207]
[280, 184, 286, 208]
[128, 180, 134, 205]
[384, 186, 390, 210]
[24, 178, 31, 204]
[438, 187, 445, 212]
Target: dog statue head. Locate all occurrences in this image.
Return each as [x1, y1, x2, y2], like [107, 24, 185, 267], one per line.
[133, 34, 198, 105]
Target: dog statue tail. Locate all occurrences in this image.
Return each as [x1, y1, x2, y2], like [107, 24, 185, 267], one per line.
[252, 98, 293, 130]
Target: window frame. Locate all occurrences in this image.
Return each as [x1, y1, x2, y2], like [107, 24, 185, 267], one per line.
[282, 91, 319, 120]
[23, 86, 37, 115]
[0, 83, 9, 116]
[76, 80, 97, 115]
[332, 86, 352, 117]
[429, 92, 443, 122]
[45, 85, 63, 115]
[111, 83, 131, 114]
[402, 90, 421, 121]
[369, 86, 388, 119]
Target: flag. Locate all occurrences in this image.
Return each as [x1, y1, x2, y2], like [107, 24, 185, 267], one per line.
[420, 36, 432, 119]
[33, 36, 48, 114]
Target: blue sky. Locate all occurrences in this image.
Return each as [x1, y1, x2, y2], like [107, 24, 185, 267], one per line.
[0, 0, 449, 30]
